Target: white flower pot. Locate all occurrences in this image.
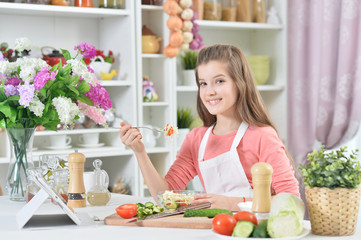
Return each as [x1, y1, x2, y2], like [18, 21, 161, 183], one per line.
[89, 56, 112, 81]
[177, 128, 190, 149]
[182, 69, 196, 86]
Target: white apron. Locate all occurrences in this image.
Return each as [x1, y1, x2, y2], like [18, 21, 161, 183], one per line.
[198, 122, 253, 197]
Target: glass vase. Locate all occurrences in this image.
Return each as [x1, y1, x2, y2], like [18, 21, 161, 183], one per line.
[5, 128, 35, 202]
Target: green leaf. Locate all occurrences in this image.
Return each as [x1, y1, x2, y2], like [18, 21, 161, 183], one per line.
[67, 85, 79, 95]
[78, 81, 90, 94]
[0, 101, 17, 122]
[77, 95, 94, 106]
[0, 87, 7, 102]
[61, 49, 72, 61]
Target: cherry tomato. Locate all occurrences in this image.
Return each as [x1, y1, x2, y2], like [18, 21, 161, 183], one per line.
[116, 204, 137, 219]
[233, 211, 258, 226]
[212, 214, 237, 236]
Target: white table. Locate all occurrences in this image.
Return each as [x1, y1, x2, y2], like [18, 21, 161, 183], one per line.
[0, 194, 360, 240]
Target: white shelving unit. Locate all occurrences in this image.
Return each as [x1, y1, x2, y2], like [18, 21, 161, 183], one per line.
[135, 1, 177, 197]
[176, 1, 288, 144]
[0, 0, 140, 195]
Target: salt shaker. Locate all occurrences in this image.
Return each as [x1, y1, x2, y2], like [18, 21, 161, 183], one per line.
[251, 162, 273, 220]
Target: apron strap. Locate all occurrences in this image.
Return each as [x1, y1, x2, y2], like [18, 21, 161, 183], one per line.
[231, 122, 248, 150]
[198, 126, 213, 162]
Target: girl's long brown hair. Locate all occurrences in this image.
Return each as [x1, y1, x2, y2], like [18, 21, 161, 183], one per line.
[196, 44, 276, 130]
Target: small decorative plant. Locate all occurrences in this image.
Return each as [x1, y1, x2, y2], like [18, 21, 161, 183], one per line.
[299, 146, 361, 189]
[179, 50, 198, 70]
[84, 49, 115, 65]
[177, 107, 195, 129]
[0, 42, 14, 62]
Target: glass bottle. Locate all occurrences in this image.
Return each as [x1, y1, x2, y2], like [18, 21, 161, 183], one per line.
[203, 0, 222, 21]
[221, 0, 236, 21]
[99, 0, 124, 9]
[74, 0, 93, 7]
[86, 159, 111, 206]
[52, 168, 69, 203]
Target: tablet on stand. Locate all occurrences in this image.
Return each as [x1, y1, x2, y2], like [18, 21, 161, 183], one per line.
[16, 169, 81, 229]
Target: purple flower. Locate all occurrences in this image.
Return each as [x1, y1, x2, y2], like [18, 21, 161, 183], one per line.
[74, 42, 96, 59]
[6, 77, 21, 86]
[18, 83, 35, 107]
[84, 83, 112, 110]
[0, 51, 4, 61]
[33, 67, 56, 90]
[4, 85, 18, 97]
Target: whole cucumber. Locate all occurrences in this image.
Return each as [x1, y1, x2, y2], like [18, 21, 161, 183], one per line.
[183, 208, 233, 218]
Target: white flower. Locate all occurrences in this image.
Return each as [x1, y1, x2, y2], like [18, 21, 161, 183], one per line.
[67, 59, 96, 85]
[0, 61, 18, 75]
[52, 96, 80, 126]
[17, 57, 48, 82]
[15, 37, 32, 53]
[29, 95, 44, 117]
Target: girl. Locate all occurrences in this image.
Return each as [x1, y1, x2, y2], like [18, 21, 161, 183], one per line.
[119, 44, 299, 211]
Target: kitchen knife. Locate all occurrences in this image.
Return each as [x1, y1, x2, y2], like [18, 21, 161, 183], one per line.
[127, 202, 211, 223]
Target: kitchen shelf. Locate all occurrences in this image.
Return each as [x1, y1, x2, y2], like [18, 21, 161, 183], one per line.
[195, 20, 283, 30]
[141, 5, 163, 11]
[34, 128, 120, 136]
[142, 54, 165, 59]
[0, 3, 130, 18]
[33, 147, 133, 159]
[99, 80, 132, 87]
[176, 85, 285, 92]
[142, 102, 169, 107]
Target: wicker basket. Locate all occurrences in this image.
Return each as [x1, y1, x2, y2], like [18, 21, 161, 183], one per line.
[305, 186, 361, 236]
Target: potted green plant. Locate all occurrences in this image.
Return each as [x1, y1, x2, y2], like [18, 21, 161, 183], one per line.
[299, 146, 361, 236]
[177, 107, 195, 148]
[179, 50, 198, 86]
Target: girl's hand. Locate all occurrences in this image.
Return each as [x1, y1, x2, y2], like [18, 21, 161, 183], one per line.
[191, 193, 239, 211]
[119, 122, 145, 153]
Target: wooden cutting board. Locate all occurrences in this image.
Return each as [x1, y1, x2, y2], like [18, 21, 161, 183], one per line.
[104, 213, 213, 229]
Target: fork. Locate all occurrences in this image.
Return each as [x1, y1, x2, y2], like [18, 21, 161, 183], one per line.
[113, 126, 164, 133]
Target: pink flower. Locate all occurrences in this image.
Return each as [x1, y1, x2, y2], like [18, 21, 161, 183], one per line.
[77, 101, 106, 125]
[74, 42, 96, 59]
[6, 77, 21, 86]
[84, 83, 112, 110]
[33, 67, 56, 90]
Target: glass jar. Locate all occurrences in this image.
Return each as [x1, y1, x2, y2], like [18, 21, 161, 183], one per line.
[236, 0, 251, 22]
[51, 0, 70, 6]
[221, 0, 236, 21]
[99, 0, 124, 9]
[203, 0, 222, 21]
[26, 167, 42, 203]
[75, 0, 93, 7]
[252, 0, 266, 23]
[52, 168, 69, 203]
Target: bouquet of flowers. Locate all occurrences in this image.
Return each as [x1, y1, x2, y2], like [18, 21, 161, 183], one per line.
[0, 37, 112, 200]
[0, 38, 112, 130]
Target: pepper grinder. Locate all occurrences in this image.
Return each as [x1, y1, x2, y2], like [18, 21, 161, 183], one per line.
[67, 152, 86, 208]
[251, 162, 273, 220]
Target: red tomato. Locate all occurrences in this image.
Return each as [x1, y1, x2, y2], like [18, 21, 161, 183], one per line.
[233, 211, 258, 226]
[212, 214, 237, 236]
[116, 204, 137, 219]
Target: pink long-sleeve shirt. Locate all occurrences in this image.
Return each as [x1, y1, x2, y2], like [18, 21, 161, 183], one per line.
[165, 125, 300, 197]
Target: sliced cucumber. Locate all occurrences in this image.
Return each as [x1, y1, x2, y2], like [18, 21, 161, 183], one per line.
[232, 221, 255, 238]
[183, 208, 233, 217]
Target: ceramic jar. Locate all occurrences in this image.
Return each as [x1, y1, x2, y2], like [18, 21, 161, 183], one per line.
[142, 35, 162, 54]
